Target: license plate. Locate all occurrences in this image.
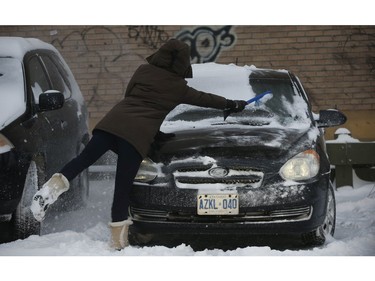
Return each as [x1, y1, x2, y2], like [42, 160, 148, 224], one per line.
[197, 194, 239, 215]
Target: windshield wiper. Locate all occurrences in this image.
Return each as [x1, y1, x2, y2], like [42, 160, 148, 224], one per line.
[212, 120, 270, 126]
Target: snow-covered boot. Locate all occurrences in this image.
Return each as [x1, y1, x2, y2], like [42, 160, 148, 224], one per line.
[109, 219, 133, 250]
[30, 173, 70, 222]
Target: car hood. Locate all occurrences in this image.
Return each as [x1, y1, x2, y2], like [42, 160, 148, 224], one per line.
[0, 57, 26, 130]
[151, 125, 317, 163]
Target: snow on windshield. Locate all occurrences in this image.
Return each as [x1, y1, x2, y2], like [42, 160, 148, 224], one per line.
[162, 63, 311, 132]
[0, 57, 26, 130]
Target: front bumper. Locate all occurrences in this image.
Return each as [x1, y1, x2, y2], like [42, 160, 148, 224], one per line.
[129, 175, 330, 236]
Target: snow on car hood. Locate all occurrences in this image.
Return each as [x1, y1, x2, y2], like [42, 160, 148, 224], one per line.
[0, 57, 26, 130]
[155, 125, 314, 158]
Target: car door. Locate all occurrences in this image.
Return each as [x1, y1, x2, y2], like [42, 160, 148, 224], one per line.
[24, 52, 78, 176]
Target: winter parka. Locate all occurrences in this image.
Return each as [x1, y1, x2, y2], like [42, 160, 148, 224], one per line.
[94, 39, 228, 158]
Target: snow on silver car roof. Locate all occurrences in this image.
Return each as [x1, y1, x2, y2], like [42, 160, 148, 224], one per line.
[0, 37, 58, 130]
[0, 57, 26, 130]
[0, 37, 56, 59]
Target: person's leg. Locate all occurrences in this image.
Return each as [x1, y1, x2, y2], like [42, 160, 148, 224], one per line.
[108, 138, 142, 249]
[59, 130, 115, 181]
[111, 138, 143, 222]
[31, 130, 117, 222]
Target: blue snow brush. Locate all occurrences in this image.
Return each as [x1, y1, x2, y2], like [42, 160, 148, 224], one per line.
[223, 90, 273, 120]
[246, 90, 273, 106]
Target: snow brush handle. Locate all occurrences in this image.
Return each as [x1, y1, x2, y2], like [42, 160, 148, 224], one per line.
[246, 90, 273, 105]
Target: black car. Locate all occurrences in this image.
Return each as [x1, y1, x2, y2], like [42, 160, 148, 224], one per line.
[128, 63, 346, 248]
[0, 37, 89, 240]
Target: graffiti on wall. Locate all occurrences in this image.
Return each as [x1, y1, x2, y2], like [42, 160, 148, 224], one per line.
[176, 25, 236, 63]
[51, 26, 147, 108]
[334, 28, 375, 74]
[128, 26, 170, 49]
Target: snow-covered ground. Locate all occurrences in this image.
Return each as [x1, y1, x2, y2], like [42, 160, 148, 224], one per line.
[1, 176, 374, 280]
[1, 179, 374, 256]
[1, 173, 374, 256]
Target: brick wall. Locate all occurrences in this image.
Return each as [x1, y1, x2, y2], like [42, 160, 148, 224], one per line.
[1, 25, 374, 140]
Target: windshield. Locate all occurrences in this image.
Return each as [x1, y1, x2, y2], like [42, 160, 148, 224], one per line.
[163, 73, 312, 130]
[0, 57, 26, 129]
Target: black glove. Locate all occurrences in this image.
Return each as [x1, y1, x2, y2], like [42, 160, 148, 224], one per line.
[154, 131, 175, 142]
[224, 100, 247, 120]
[225, 100, 248, 112]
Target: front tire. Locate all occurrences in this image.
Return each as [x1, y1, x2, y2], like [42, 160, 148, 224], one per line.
[12, 160, 42, 239]
[302, 182, 336, 246]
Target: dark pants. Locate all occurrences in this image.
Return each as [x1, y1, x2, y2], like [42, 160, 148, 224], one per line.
[60, 129, 143, 222]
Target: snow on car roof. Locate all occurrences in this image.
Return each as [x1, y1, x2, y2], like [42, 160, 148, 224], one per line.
[187, 63, 255, 101]
[0, 57, 26, 130]
[187, 63, 289, 101]
[0, 37, 56, 59]
[0, 37, 59, 130]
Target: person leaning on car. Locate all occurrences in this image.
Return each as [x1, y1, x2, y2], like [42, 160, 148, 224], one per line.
[31, 38, 248, 250]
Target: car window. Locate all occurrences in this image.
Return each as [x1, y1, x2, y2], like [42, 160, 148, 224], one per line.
[49, 54, 72, 87]
[41, 55, 72, 100]
[27, 56, 51, 104]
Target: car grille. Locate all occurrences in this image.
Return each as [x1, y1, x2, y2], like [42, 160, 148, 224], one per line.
[130, 206, 312, 223]
[176, 177, 261, 185]
[173, 165, 264, 188]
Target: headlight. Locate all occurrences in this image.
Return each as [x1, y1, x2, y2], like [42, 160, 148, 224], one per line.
[279, 149, 320, 181]
[0, 133, 14, 154]
[134, 158, 159, 183]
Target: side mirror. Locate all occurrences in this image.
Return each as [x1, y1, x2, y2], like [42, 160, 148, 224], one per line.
[38, 90, 64, 112]
[316, 109, 347, 128]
